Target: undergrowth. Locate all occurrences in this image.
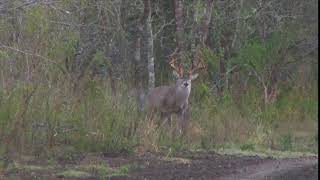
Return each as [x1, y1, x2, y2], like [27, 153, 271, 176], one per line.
[0, 75, 318, 162]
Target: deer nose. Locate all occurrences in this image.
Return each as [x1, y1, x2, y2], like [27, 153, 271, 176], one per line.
[184, 82, 189, 87]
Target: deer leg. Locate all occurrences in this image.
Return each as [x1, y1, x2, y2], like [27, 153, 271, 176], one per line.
[175, 107, 190, 136]
[168, 115, 172, 129]
[165, 113, 172, 129]
[158, 112, 166, 128]
[175, 110, 184, 136]
[181, 108, 190, 135]
[159, 112, 171, 129]
[146, 108, 156, 123]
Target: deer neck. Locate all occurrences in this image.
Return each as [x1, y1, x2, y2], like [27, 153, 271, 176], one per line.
[175, 85, 191, 105]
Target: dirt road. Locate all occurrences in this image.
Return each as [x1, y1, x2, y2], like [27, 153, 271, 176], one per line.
[127, 152, 318, 180]
[2, 151, 318, 180]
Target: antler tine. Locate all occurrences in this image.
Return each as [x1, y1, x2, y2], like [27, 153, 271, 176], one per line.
[169, 57, 183, 77]
[167, 48, 179, 58]
[189, 58, 206, 75]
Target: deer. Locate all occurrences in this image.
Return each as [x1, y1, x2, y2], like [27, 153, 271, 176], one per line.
[145, 55, 206, 135]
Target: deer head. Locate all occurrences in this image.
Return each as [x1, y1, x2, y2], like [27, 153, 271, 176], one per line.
[169, 56, 206, 91]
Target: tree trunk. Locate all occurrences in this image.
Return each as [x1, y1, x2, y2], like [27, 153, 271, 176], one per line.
[143, 0, 155, 91]
[192, 0, 214, 65]
[200, 0, 214, 46]
[72, 1, 97, 89]
[231, 0, 244, 51]
[174, 0, 184, 53]
[262, 81, 278, 105]
[219, 1, 232, 96]
[190, 3, 198, 56]
[134, 30, 145, 111]
[259, 0, 267, 41]
[218, 56, 226, 96]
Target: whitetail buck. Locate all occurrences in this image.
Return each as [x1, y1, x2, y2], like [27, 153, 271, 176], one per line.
[146, 56, 206, 135]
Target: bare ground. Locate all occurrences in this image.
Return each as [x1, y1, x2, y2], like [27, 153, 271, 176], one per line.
[1, 151, 318, 180]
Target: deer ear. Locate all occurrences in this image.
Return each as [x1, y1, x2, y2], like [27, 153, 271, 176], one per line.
[172, 71, 180, 78]
[190, 73, 199, 80]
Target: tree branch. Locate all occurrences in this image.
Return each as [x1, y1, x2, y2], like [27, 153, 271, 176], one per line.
[0, 43, 67, 75]
[153, 19, 174, 40]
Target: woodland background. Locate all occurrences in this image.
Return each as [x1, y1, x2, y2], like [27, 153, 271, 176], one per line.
[0, 0, 318, 161]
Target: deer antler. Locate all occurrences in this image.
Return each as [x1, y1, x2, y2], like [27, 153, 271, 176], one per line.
[169, 58, 184, 77]
[189, 58, 206, 75]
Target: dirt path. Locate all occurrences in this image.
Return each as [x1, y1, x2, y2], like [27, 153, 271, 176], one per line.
[2, 151, 318, 180]
[127, 152, 318, 180]
[217, 157, 318, 180]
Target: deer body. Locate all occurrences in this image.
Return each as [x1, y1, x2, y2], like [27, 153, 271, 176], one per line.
[145, 57, 203, 134]
[147, 82, 190, 114]
[146, 83, 190, 134]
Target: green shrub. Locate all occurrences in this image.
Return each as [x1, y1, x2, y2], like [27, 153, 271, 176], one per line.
[279, 134, 293, 151]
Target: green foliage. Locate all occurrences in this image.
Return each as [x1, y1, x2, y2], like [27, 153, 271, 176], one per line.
[253, 123, 273, 148]
[275, 86, 318, 122]
[116, 164, 130, 175]
[92, 50, 106, 66]
[194, 1, 206, 22]
[279, 134, 293, 151]
[0, 59, 317, 160]
[0, 80, 139, 156]
[201, 47, 220, 81]
[0, 50, 9, 60]
[25, 5, 50, 34]
[202, 48, 219, 71]
[219, 91, 234, 108]
[236, 39, 267, 72]
[49, 32, 78, 59]
[234, 32, 296, 84]
[240, 141, 255, 151]
[193, 82, 210, 104]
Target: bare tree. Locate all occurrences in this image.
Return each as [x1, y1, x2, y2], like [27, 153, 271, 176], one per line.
[200, 0, 214, 46]
[174, 0, 184, 54]
[142, 0, 155, 91]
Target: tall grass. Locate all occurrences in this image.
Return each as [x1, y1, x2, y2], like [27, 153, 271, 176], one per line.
[189, 81, 318, 153]
[0, 70, 318, 161]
